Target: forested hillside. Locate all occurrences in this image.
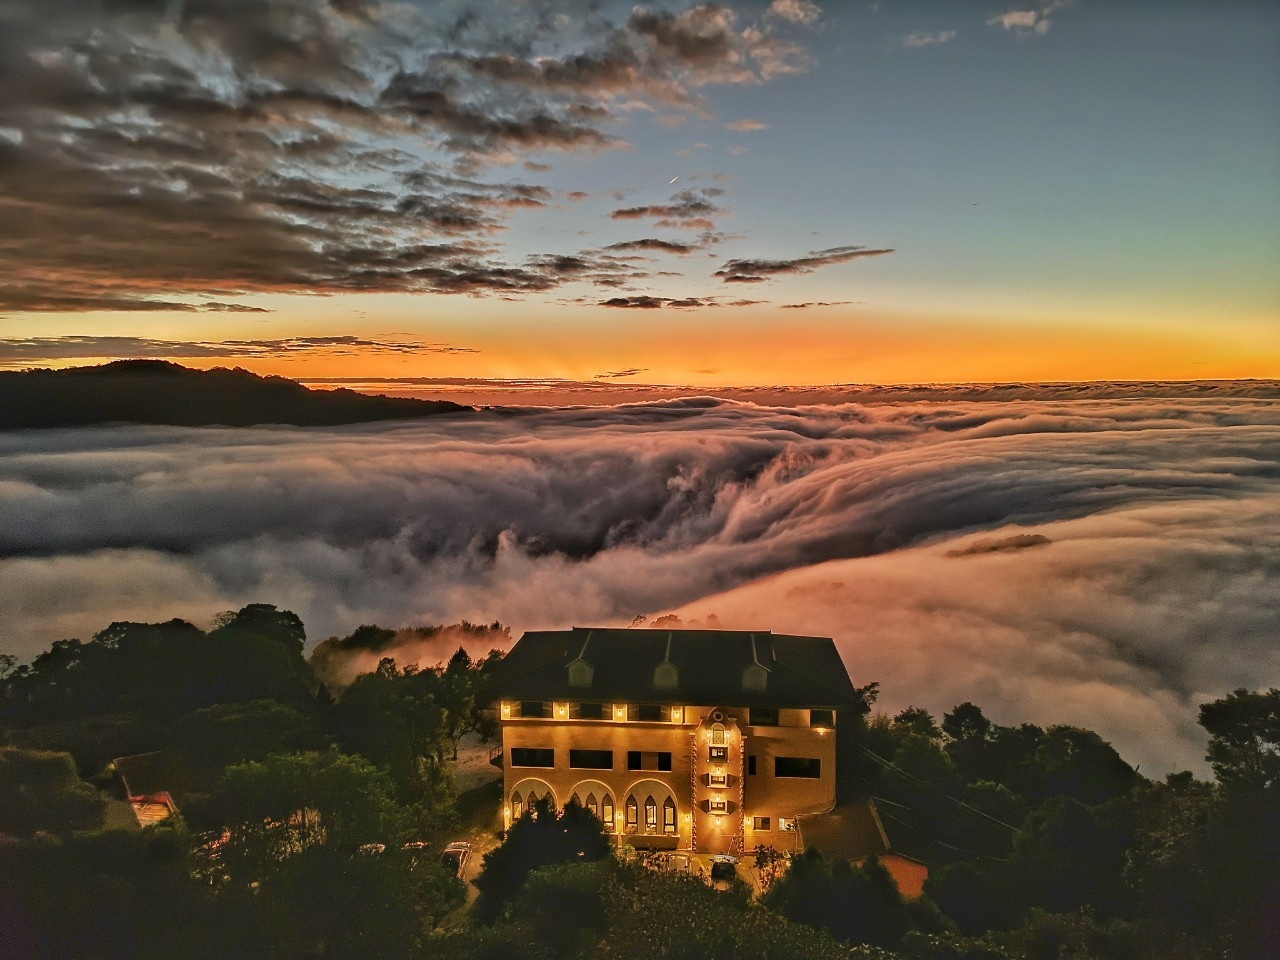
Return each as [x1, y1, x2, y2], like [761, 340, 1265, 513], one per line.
[0, 361, 467, 428]
[0, 608, 1275, 960]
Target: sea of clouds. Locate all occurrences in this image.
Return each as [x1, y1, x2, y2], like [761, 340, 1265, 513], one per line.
[2, 394, 1278, 773]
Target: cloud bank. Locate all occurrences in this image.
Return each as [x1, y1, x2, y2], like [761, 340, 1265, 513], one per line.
[0, 0, 821, 311]
[2, 393, 1278, 773]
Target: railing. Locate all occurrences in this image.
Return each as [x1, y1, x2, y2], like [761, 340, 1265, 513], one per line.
[488, 746, 503, 767]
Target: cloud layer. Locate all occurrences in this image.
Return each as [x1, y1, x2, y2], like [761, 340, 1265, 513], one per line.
[2, 393, 1278, 773]
[0, 0, 821, 311]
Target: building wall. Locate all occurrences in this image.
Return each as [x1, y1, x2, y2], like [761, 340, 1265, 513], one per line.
[500, 700, 837, 853]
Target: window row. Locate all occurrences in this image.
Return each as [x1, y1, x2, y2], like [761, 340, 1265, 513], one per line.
[509, 790, 677, 835]
[508, 701, 683, 721]
[506, 702, 835, 727]
[509, 748, 674, 771]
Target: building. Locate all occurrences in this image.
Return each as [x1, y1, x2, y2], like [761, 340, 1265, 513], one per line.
[489, 627, 862, 855]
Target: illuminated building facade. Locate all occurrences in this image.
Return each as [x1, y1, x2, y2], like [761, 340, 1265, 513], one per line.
[490, 628, 860, 855]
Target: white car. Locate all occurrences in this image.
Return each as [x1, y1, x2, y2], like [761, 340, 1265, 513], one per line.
[440, 841, 471, 878]
[708, 854, 739, 891]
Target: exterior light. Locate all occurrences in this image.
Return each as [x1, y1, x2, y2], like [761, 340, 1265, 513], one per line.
[557, 704, 567, 717]
[671, 707, 683, 723]
[501, 702, 510, 717]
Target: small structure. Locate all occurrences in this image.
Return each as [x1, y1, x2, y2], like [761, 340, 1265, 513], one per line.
[797, 799, 929, 898]
[113, 752, 180, 828]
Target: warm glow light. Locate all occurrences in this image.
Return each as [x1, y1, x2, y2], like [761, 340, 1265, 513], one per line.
[671, 707, 683, 723]
[501, 702, 510, 717]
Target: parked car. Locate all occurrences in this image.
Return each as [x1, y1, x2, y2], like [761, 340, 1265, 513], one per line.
[440, 841, 471, 878]
[708, 854, 738, 891]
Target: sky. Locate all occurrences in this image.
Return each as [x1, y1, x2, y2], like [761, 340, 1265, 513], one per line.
[1, 0, 1277, 386]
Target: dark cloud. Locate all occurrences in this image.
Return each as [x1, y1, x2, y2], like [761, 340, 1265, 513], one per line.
[945, 534, 1052, 557]
[2, 394, 1278, 774]
[595, 368, 649, 379]
[0, 0, 815, 311]
[715, 245, 894, 282]
[600, 296, 666, 308]
[0, 336, 477, 364]
[605, 238, 697, 255]
[780, 300, 854, 309]
[609, 188, 726, 227]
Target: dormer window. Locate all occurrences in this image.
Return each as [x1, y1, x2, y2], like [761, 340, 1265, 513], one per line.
[568, 658, 593, 688]
[743, 662, 768, 691]
[654, 660, 678, 690]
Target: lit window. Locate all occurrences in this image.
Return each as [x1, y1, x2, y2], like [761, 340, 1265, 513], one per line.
[511, 791, 523, 819]
[752, 816, 770, 830]
[663, 797, 676, 834]
[709, 799, 727, 813]
[603, 794, 615, 831]
[709, 773, 727, 787]
[709, 746, 728, 761]
[644, 795, 658, 832]
[626, 795, 638, 829]
[711, 723, 727, 746]
[586, 792, 598, 817]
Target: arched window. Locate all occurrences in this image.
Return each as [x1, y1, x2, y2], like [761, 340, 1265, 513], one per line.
[644, 795, 658, 833]
[625, 795, 638, 829]
[711, 722, 727, 746]
[602, 794, 615, 831]
[570, 792, 582, 808]
[511, 791, 523, 819]
[663, 796, 676, 834]
[586, 792, 598, 817]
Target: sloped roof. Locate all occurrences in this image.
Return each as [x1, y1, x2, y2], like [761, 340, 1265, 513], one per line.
[490, 628, 860, 708]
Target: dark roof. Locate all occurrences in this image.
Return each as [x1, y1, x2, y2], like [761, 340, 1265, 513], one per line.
[799, 801, 891, 860]
[490, 628, 860, 708]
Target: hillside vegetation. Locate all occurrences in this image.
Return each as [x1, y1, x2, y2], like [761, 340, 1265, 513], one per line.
[0, 360, 467, 428]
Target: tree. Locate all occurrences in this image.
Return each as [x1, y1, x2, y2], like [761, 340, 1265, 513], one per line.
[328, 658, 458, 821]
[168, 700, 314, 775]
[0, 747, 104, 836]
[215, 751, 402, 886]
[763, 848, 940, 949]
[473, 797, 612, 921]
[1199, 688, 1280, 793]
[943, 702, 992, 742]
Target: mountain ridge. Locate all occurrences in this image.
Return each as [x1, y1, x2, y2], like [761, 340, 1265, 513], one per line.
[0, 360, 470, 428]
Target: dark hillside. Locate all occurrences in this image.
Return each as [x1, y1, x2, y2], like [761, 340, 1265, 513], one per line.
[0, 360, 468, 428]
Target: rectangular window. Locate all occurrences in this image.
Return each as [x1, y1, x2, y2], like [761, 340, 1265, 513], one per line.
[627, 751, 673, 771]
[709, 799, 727, 813]
[774, 756, 821, 778]
[570, 702, 604, 720]
[747, 755, 757, 776]
[749, 706, 778, 726]
[510, 748, 554, 768]
[753, 816, 771, 830]
[708, 746, 728, 762]
[518, 701, 550, 719]
[569, 749, 613, 770]
[709, 773, 727, 787]
[627, 703, 664, 722]
[810, 709, 835, 728]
